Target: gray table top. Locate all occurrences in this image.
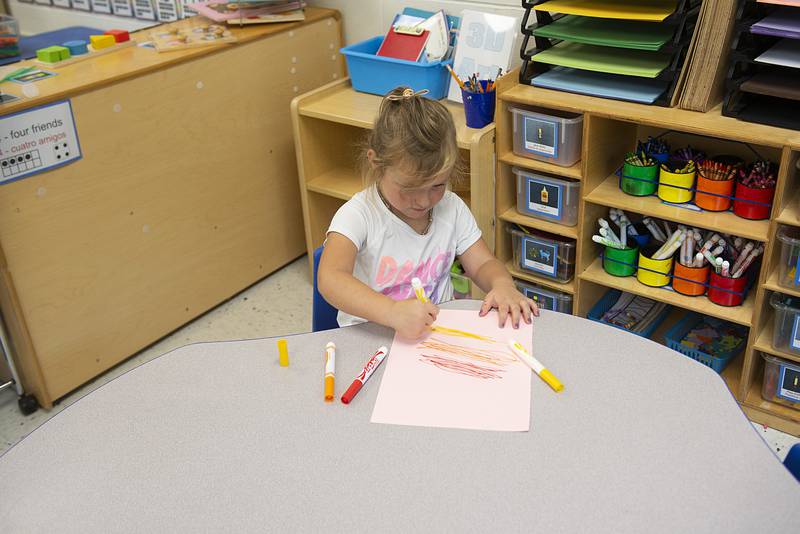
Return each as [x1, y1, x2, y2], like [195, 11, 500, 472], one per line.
[1, 301, 798, 533]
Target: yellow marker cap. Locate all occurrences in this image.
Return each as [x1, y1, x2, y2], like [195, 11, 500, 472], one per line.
[278, 339, 289, 367]
[540, 369, 563, 392]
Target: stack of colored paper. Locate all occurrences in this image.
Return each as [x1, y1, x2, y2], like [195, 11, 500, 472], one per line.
[722, 0, 800, 129]
[525, 0, 694, 104]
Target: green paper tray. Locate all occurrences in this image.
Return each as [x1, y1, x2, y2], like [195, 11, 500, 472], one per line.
[532, 15, 675, 51]
[533, 41, 673, 78]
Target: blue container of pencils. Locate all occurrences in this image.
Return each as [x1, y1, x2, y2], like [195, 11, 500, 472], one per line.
[340, 36, 452, 100]
[461, 80, 495, 129]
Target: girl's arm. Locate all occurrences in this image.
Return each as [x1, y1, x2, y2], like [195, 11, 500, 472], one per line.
[458, 238, 539, 328]
[318, 232, 439, 339]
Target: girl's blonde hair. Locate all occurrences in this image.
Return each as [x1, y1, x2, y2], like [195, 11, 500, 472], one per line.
[362, 86, 462, 187]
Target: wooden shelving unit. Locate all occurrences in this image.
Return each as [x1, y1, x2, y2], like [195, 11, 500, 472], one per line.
[291, 79, 496, 297]
[495, 73, 800, 436]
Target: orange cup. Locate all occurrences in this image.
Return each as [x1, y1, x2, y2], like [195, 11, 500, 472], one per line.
[695, 174, 734, 212]
[672, 262, 710, 296]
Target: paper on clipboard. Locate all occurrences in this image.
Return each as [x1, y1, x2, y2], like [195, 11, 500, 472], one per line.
[416, 10, 450, 62]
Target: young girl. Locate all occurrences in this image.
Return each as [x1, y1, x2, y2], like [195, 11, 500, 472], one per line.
[318, 87, 538, 339]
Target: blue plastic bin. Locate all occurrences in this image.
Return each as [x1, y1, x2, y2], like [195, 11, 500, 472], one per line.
[664, 312, 746, 373]
[340, 36, 452, 99]
[587, 289, 670, 338]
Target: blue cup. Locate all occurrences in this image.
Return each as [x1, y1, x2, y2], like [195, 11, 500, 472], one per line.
[461, 80, 495, 129]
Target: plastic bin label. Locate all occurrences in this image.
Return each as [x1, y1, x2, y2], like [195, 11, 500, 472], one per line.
[522, 287, 556, 311]
[777, 364, 800, 403]
[527, 178, 562, 219]
[792, 315, 800, 351]
[522, 237, 558, 277]
[523, 117, 558, 158]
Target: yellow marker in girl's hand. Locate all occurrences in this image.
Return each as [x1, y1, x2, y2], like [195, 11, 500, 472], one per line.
[411, 277, 429, 303]
[508, 339, 563, 392]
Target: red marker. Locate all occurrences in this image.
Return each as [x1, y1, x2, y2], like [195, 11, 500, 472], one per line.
[341, 346, 389, 404]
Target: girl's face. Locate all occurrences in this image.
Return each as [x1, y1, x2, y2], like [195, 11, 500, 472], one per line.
[378, 164, 449, 223]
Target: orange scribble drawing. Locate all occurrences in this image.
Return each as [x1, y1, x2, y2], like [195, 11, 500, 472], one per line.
[417, 337, 517, 367]
[419, 354, 505, 379]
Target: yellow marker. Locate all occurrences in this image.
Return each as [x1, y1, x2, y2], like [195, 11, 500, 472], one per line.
[278, 339, 289, 367]
[324, 342, 335, 402]
[90, 35, 115, 50]
[411, 277, 429, 303]
[508, 339, 563, 392]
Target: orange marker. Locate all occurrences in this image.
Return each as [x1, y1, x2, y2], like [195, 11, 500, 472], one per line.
[324, 342, 335, 402]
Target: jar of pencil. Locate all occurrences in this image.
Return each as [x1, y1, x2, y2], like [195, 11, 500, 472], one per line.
[695, 156, 741, 212]
[733, 161, 777, 220]
[657, 159, 696, 204]
[450, 66, 498, 129]
[620, 152, 658, 197]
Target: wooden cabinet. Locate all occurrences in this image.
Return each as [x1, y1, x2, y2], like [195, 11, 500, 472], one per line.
[495, 72, 800, 435]
[0, 8, 345, 408]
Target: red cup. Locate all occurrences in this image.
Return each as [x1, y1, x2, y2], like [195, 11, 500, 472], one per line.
[733, 181, 775, 220]
[707, 271, 747, 307]
[672, 262, 709, 296]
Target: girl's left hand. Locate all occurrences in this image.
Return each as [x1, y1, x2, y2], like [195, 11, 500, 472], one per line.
[479, 280, 540, 328]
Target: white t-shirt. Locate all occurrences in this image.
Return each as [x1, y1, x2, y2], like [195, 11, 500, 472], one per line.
[327, 184, 482, 327]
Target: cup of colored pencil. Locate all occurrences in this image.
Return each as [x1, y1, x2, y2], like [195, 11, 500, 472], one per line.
[695, 157, 740, 212]
[732, 160, 777, 220]
[448, 65, 498, 129]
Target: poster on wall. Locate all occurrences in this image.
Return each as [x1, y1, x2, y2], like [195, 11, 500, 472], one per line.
[0, 100, 82, 185]
[447, 10, 520, 103]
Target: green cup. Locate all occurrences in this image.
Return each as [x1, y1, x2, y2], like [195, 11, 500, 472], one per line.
[603, 245, 638, 277]
[621, 161, 658, 196]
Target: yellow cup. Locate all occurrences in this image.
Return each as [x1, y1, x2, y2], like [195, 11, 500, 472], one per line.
[657, 167, 695, 203]
[637, 251, 674, 287]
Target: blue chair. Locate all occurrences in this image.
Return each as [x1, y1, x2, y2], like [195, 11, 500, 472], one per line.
[785, 443, 800, 482]
[312, 246, 340, 332]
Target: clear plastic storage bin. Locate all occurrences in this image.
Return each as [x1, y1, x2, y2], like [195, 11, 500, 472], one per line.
[777, 226, 800, 290]
[514, 167, 579, 226]
[509, 227, 576, 282]
[770, 292, 800, 354]
[510, 106, 583, 167]
[761, 353, 800, 409]
[515, 280, 573, 313]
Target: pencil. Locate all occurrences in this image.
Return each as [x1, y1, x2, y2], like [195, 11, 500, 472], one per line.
[445, 65, 466, 91]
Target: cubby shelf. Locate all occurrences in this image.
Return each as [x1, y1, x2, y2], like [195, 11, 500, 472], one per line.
[763, 270, 800, 299]
[579, 258, 755, 326]
[495, 70, 799, 435]
[498, 207, 579, 239]
[306, 168, 364, 201]
[506, 262, 576, 294]
[584, 174, 771, 242]
[498, 151, 582, 180]
[753, 316, 800, 365]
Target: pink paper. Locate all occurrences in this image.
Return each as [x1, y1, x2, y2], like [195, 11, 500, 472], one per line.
[371, 309, 533, 432]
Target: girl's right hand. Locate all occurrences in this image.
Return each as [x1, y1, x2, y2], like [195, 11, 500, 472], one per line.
[389, 299, 439, 340]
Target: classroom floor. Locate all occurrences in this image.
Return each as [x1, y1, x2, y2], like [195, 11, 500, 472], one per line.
[1, 257, 798, 460]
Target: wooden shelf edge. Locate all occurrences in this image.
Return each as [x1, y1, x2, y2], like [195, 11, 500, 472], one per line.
[579, 258, 754, 326]
[583, 174, 771, 243]
[763, 269, 800, 299]
[498, 151, 582, 181]
[507, 261, 576, 294]
[753, 316, 800, 365]
[499, 208, 579, 239]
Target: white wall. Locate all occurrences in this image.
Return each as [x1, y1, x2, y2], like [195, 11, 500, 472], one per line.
[307, 0, 524, 45]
